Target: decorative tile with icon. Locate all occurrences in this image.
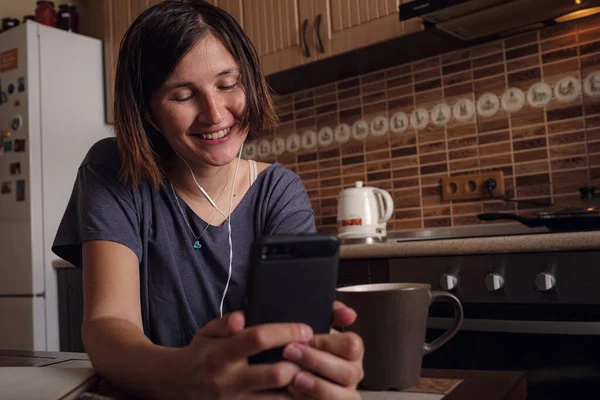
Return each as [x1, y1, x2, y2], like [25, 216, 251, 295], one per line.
[257, 139, 271, 158]
[584, 71, 600, 98]
[352, 120, 369, 140]
[16, 179, 25, 202]
[1, 181, 11, 194]
[302, 130, 318, 149]
[527, 82, 552, 108]
[334, 123, 351, 143]
[477, 93, 500, 118]
[370, 116, 390, 136]
[243, 142, 257, 159]
[410, 108, 429, 130]
[9, 162, 20, 175]
[318, 126, 334, 146]
[554, 76, 581, 103]
[17, 77, 25, 93]
[501, 88, 525, 113]
[14, 139, 25, 152]
[390, 112, 409, 134]
[431, 104, 451, 126]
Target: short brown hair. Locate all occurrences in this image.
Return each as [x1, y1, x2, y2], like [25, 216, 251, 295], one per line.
[114, 0, 278, 189]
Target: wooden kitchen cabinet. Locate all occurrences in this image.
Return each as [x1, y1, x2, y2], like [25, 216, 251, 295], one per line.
[204, 0, 243, 26]
[243, 0, 317, 76]
[314, 0, 422, 59]
[252, 0, 422, 76]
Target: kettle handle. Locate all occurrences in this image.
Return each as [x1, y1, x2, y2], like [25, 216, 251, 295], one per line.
[373, 188, 394, 223]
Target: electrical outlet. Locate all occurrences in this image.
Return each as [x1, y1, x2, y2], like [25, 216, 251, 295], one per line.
[441, 171, 505, 201]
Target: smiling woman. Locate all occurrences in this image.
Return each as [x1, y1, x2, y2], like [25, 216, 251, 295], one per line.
[49, 1, 364, 399]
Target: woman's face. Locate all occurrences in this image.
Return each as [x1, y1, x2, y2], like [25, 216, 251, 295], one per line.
[150, 32, 247, 168]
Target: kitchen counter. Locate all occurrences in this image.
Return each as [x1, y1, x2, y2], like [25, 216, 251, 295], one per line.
[51, 227, 600, 267]
[0, 350, 526, 400]
[341, 230, 600, 260]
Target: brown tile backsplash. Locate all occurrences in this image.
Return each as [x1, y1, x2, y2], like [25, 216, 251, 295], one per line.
[255, 16, 600, 232]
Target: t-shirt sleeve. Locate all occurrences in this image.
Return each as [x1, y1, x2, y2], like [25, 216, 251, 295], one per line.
[263, 168, 317, 235]
[52, 161, 142, 268]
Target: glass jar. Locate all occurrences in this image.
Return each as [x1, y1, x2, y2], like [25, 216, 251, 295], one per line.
[2, 18, 20, 32]
[56, 4, 72, 31]
[35, 1, 57, 27]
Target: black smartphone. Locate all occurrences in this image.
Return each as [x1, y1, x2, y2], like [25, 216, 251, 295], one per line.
[245, 233, 340, 364]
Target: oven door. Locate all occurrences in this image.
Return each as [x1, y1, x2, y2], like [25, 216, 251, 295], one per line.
[389, 251, 600, 400]
[423, 316, 600, 400]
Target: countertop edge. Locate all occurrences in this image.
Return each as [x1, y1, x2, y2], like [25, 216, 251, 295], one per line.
[52, 259, 77, 269]
[340, 231, 600, 259]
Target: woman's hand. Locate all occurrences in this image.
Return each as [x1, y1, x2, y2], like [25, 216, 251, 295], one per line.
[283, 301, 364, 399]
[176, 311, 312, 400]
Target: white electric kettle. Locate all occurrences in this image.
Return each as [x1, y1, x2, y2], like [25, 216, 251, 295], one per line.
[337, 181, 394, 240]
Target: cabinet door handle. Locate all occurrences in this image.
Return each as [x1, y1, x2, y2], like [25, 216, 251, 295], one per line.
[301, 18, 311, 58]
[314, 14, 325, 53]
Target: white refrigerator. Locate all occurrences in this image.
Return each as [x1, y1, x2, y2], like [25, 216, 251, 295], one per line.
[0, 22, 112, 351]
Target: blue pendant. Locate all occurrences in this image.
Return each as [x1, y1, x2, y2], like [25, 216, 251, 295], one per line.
[193, 240, 202, 249]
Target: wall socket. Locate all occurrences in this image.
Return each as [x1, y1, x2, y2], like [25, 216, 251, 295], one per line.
[441, 171, 505, 201]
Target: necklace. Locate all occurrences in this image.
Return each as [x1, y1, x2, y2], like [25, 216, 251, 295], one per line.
[170, 167, 231, 249]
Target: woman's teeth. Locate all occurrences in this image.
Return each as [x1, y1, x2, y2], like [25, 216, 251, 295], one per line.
[200, 128, 230, 140]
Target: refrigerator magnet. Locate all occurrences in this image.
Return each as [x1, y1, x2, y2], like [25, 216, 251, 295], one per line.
[1, 181, 11, 195]
[16, 179, 25, 202]
[0, 48, 19, 73]
[14, 139, 25, 152]
[11, 115, 23, 131]
[14, 99, 20, 107]
[4, 139, 12, 152]
[9, 162, 21, 175]
[0, 91, 7, 105]
[7, 83, 14, 95]
[17, 77, 25, 93]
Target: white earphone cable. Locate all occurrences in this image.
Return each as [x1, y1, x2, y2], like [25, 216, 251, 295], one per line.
[219, 143, 243, 317]
[174, 144, 243, 318]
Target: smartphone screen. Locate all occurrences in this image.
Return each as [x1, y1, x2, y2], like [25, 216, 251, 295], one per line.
[245, 234, 340, 364]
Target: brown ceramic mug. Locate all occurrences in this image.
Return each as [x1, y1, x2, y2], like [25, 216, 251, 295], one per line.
[336, 283, 463, 390]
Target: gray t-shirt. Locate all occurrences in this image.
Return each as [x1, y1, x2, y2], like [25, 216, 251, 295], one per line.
[52, 138, 316, 347]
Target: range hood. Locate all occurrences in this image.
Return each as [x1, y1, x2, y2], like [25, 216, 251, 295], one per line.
[400, 0, 600, 41]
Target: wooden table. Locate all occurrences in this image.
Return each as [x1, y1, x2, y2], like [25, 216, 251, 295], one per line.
[0, 350, 526, 399]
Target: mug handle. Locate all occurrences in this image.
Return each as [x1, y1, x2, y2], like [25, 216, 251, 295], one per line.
[422, 291, 464, 355]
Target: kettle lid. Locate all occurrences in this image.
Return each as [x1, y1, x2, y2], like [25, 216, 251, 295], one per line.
[354, 181, 364, 188]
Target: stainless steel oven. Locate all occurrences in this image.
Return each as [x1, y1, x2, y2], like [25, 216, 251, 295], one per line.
[389, 249, 600, 400]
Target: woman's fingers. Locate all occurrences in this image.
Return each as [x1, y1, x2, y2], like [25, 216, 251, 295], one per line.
[233, 361, 301, 393]
[332, 301, 357, 327]
[309, 331, 364, 362]
[220, 323, 313, 361]
[282, 341, 363, 387]
[288, 371, 362, 400]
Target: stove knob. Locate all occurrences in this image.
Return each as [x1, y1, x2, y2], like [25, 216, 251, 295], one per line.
[484, 273, 505, 292]
[535, 272, 556, 292]
[440, 273, 459, 291]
